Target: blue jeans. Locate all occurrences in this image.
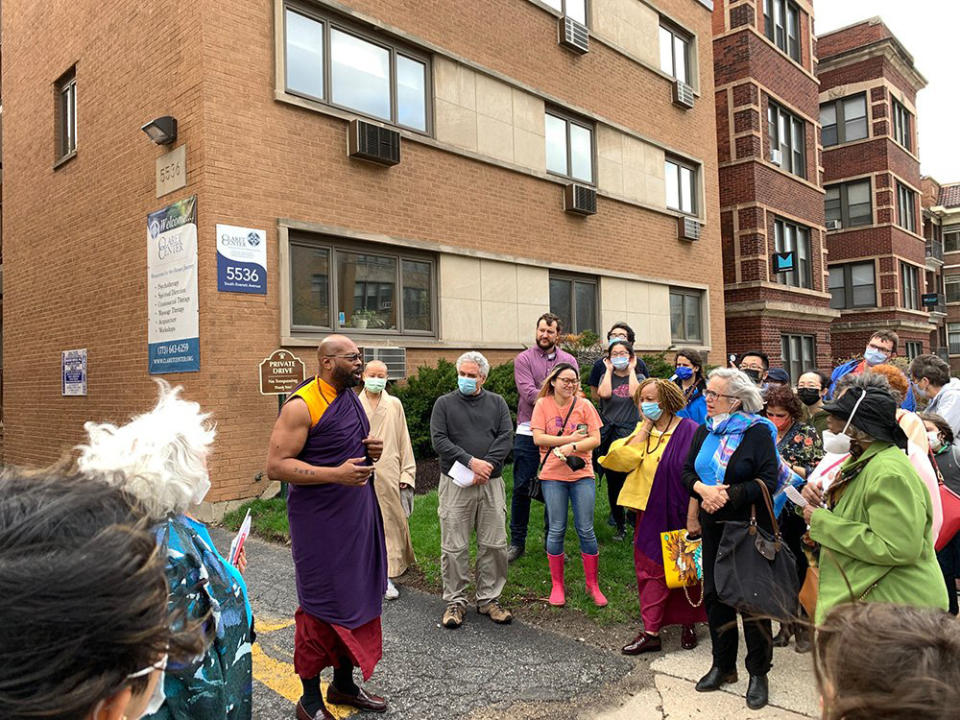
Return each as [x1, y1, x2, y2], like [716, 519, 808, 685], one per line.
[541, 476, 598, 556]
[510, 434, 548, 547]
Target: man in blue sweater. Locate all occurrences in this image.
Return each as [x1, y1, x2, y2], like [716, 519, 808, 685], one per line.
[828, 329, 916, 410]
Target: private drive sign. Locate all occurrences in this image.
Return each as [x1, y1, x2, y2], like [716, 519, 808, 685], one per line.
[259, 350, 306, 395]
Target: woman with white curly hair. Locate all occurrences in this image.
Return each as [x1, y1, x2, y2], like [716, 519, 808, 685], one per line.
[77, 380, 254, 720]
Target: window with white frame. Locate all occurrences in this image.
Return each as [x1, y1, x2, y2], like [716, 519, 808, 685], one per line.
[283, 6, 430, 133]
[541, 0, 587, 25]
[665, 157, 697, 215]
[289, 235, 435, 335]
[659, 22, 691, 84]
[549, 273, 597, 334]
[897, 182, 917, 233]
[945, 231, 960, 253]
[825, 179, 872, 228]
[829, 261, 875, 309]
[781, 334, 815, 385]
[545, 110, 594, 184]
[901, 262, 920, 310]
[946, 276, 960, 303]
[892, 99, 912, 152]
[773, 218, 811, 289]
[949, 323, 960, 355]
[904, 341, 923, 361]
[767, 100, 805, 178]
[55, 67, 77, 162]
[819, 94, 867, 147]
[670, 288, 702, 342]
[763, 0, 801, 62]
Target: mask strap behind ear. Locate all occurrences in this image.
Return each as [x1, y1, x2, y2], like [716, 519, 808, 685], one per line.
[841, 388, 868, 435]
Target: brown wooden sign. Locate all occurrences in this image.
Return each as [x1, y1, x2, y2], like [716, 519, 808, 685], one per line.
[259, 349, 306, 395]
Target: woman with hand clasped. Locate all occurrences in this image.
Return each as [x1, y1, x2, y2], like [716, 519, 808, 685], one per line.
[600, 378, 705, 655]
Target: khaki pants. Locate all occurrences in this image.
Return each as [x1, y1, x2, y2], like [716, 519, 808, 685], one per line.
[438, 473, 508, 607]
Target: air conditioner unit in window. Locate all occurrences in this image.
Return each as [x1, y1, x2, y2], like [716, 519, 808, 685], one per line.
[361, 346, 407, 380]
[770, 148, 783, 166]
[564, 183, 597, 215]
[558, 16, 589, 54]
[825, 219, 842, 231]
[348, 118, 400, 167]
[678, 216, 702, 241]
[672, 80, 695, 109]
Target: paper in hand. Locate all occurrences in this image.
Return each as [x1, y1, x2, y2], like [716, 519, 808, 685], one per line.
[784, 485, 808, 508]
[229, 509, 252, 567]
[449, 460, 475, 488]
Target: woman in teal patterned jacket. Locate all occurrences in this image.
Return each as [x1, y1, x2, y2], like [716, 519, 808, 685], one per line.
[77, 380, 254, 720]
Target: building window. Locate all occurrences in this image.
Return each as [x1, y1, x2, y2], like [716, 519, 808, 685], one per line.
[773, 218, 811, 288]
[897, 182, 917, 233]
[892, 99, 912, 151]
[829, 261, 875, 309]
[945, 232, 960, 253]
[949, 324, 960, 355]
[665, 157, 697, 215]
[283, 7, 430, 133]
[545, 111, 594, 184]
[659, 22, 691, 84]
[670, 288, 703, 343]
[767, 100, 805, 178]
[946, 276, 960, 303]
[55, 67, 77, 162]
[289, 236, 435, 334]
[549, 273, 597, 335]
[825, 179, 872, 228]
[763, 0, 801, 62]
[901, 262, 920, 310]
[781, 334, 815, 386]
[820, 94, 867, 147]
[541, 0, 588, 25]
[904, 341, 923, 361]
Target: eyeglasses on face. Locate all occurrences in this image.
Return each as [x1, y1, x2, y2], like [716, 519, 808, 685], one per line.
[555, 377, 579, 386]
[704, 390, 737, 401]
[323, 353, 362, 362]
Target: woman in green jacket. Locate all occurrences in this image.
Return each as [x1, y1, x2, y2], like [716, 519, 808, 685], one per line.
[801, 384, 947, 624]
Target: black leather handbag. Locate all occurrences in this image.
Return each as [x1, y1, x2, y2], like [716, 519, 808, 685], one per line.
[714, 479, 799, 619]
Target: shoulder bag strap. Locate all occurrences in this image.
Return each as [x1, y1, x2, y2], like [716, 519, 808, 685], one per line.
[536, 397, 579, 472]
[753, 478, 782, 539]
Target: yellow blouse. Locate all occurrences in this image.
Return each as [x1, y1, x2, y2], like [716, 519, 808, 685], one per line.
[599, 422, 674, 511]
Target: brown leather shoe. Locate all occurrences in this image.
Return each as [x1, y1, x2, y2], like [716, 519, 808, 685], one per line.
[478, 601, 513, 624]
[681, 624, 698, 650]
[296, 700, 335, 720]
[326, 685, 388, 713]
[621, 632, 662, 655]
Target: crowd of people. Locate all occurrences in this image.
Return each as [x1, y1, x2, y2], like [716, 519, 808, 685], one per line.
[4, 323, 960, 718]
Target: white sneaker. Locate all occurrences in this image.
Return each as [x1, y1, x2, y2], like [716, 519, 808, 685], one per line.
[384, 578, 399, 600]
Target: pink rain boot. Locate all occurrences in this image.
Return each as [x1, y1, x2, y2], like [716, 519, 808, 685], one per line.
[548, 553, 566, 606]
[582, 552, 608, 607]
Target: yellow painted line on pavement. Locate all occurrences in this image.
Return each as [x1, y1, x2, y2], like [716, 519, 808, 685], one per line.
[251, 618, 355, 719]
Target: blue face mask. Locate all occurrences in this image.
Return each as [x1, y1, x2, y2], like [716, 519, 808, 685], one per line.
[863, 348, 888, 366]
[675, 366, 694, 380]
[641, 401, 663, 421]
[608, 337, 628, 347]
[611, 357, 629, 370]
[458, 376, 478, 395]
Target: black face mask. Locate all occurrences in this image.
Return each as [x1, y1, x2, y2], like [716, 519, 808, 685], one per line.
[797, 388, 822, 407]
[742, 368, 762, 385]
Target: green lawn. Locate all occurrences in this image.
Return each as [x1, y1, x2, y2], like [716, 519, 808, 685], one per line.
[224, 465, 641, 626]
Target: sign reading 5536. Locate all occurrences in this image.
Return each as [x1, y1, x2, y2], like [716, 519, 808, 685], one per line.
[216, 224, 267, 295]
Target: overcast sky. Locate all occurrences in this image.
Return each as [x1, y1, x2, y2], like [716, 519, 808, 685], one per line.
[815, 1, 960, 184]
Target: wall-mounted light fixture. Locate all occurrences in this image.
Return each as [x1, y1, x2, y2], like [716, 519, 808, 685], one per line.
[140, 116, 178, 145]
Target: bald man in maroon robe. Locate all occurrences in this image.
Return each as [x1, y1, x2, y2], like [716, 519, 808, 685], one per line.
[267, 335, 388, 720]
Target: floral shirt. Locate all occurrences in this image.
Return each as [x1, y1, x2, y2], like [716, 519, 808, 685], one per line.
[777, 421, 824, 479]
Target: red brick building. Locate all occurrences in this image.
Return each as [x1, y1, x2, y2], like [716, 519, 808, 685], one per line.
[818, 18, 931, 363]
[713, 0, 835, 382]
[923, 177, 960, 372]
[2, 0, 724, 509]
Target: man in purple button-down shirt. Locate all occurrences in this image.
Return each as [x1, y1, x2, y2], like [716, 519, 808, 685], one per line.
[508, 312, 579, 562]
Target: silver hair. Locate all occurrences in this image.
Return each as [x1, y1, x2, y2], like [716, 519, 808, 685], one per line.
[76, 380, 216, 522]
[456, 351, 490, 378]
[708, 367, 764, 413]
[836, 371, 898, 403]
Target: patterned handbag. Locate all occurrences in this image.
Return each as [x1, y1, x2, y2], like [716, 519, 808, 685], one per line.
[661, 529, 704, 607]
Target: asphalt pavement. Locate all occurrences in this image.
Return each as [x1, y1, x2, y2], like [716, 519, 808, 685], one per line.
[209, 527, 819, 720]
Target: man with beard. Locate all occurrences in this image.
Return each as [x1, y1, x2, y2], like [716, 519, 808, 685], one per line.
[266, 335, 387, 720]
[508, 313, 579, 562]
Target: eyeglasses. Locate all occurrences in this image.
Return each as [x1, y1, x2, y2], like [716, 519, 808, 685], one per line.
[704, 390, 737, 401]
[556, 378, 579, 386]
[866, 342, 891, 353]
[323, 353, 362, 362]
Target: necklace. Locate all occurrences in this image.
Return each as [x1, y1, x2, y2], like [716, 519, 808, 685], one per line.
[645, 416, 675, 454]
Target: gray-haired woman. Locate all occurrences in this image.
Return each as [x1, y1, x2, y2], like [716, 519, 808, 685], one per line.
[681, 368, 780, 711]
[77, 381, 254, 720]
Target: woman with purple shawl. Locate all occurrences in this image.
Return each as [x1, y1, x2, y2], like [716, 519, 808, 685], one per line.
[600, 377, 706, 656]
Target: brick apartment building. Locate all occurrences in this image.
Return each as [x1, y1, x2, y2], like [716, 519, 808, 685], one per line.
[924, 177, 960, 372]
[712, 0, 836, 382]
[2, 0, 723, 506]
[818, 18, 932, 362]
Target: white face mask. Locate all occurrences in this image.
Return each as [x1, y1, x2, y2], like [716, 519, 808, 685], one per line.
[191, 476, 211, 505]
[127, 653, 167, 717]
[822, 389, 867, 456]
[928, 430, 943, 451]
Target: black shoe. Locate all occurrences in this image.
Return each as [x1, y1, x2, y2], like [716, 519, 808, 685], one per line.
[695, 666, 738, 692]
[507, 545, 524, 563]
[772, 623, 791, 647]
[794, 624, 812, 654]
[746, 674, 768, 710]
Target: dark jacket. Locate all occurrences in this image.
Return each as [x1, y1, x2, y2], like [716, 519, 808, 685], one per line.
[430, 389, 514, 477]
[681, 423, 779, 528]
